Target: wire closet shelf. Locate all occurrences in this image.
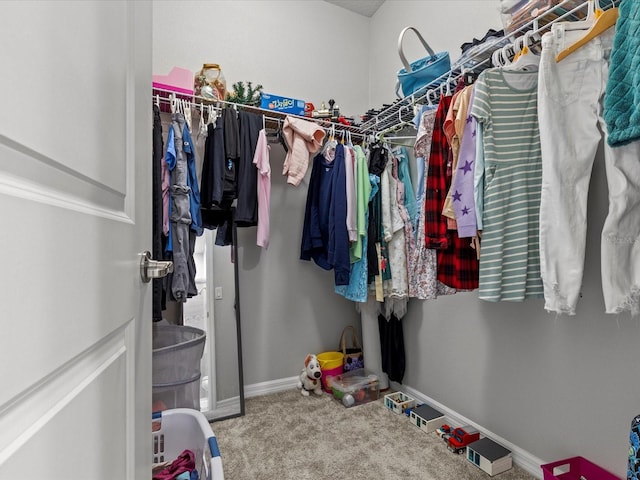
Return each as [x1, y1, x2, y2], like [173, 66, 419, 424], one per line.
[359, 0, 619, 137]
[152, 86, 369, 140]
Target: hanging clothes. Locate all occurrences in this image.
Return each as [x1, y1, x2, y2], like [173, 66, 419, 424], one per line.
[200, 114, 234, 246]
[394, 146, 417, 229]
[441, 88, 464, 227]
[424, 96, 454, 251]
[335, 162, 377, 303]
[344, 145, 358, 242]
[413, 106, 438, 235]
[235, 110, 263, 227]
[452, 86, 479, 239]
[165, 113, 202, 302]
[381, 152, 407, 301]
[424, 95, 479, 291]
[253, 128, 271, 249]
[408, 108, 456, 300]
[366, 145, 388, 286]
[378, 312, 405, 384]
[539, 24, 640, 315]
[282, 116, 326, 186]
[200, 116, 229, 211]
[472, 68, 543, 302]
[442, 84, 475, 223]
[300, 143, 350, 286]
[223, 107, 239, 160]
[152, 105, 166, 320]
[349, 145, 370, 263]
[603, 0, 640, 146]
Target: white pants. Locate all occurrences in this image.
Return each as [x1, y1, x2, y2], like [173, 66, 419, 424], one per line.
[538, 26, 640, 315]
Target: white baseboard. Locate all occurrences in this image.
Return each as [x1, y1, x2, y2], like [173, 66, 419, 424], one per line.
[244, 376, 299, 398]
[205, 377, 299, 421]
[392, 382, 544, 480]
[205, 397, 241, 421]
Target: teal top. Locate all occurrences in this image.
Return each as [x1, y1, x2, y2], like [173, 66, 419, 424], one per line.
[604, 0, 640, 146]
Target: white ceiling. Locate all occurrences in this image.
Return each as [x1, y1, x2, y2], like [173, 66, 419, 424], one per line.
[323, 0, 386, 17]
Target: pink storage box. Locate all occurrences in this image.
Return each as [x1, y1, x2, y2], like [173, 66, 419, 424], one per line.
[153, 67, 194, 95]
[541, 456, 620, 480]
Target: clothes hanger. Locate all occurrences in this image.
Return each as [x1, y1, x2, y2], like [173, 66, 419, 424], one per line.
[445, 71, 453, 96]
[198, 102, 208, 137]
[208, 105, 218, 125]
[183, 99, 192, 129]
[491, 48, 504, 68]
[509, 35, 525, 63]
[155, 94, 160, 108]
[500, 44, 513, 67]
[503, 31, 540, 71]
[321, 125, 337, 159]
[426, 89, 434, 107]
[170, 93, 176, 114]
[558, 0, 598, 31]
[556, 0, 619, 62]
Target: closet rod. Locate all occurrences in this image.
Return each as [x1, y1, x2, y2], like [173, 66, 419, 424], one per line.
[152, 86, 368, 138]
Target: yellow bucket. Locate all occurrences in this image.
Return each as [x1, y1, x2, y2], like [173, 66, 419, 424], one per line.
[317, 351, 344, 370]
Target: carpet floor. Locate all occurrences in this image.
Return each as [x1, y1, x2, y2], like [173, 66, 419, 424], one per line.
[211, 388, 538, 480]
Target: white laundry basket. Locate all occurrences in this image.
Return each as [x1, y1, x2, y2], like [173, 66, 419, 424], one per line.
[152, 408, 224, 480]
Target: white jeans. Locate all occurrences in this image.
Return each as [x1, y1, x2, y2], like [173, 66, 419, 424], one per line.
[538, 26, 640, 315]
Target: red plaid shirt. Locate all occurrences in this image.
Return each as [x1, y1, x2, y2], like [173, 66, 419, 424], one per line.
[424, 95, 479, 290]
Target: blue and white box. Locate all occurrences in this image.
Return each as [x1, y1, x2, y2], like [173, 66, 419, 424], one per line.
[260, 93, 305, 116]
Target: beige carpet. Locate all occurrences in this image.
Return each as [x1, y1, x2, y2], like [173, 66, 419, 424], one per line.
[211, 388, 538, 480]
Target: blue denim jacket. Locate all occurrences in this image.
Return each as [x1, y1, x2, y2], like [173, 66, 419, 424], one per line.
[181, 124, 203, 237]
[164, 121, 203, 256]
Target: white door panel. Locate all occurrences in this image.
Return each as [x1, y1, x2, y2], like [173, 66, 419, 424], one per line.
[1, 2, 129, 190]
[0, 1, 152, 479]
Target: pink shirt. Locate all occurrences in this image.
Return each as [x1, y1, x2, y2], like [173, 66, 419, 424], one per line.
[253, 129, 271, 248]
[281, 116, 325, 186]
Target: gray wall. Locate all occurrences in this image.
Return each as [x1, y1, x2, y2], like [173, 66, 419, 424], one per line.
[402, 144, 639, 478]
[153, 0, 366, 386]
[366, 3, 640, 477]
[154, 1, 639, 477]
[235, 142, 361, 385]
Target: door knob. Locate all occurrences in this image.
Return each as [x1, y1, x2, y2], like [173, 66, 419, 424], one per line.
[140, 251, 173, 283]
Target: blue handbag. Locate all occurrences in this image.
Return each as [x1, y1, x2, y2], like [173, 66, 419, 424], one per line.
[396, 27, 451, 98]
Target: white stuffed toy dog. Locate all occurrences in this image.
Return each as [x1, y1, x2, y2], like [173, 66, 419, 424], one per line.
[297, 354, 323, 396]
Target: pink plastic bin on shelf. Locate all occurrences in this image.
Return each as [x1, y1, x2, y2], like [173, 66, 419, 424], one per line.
[152, 67, 194, 95]
[541, 456, 620, 480]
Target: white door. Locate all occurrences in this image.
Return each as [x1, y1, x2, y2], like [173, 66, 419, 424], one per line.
[0, 2, 152, 479]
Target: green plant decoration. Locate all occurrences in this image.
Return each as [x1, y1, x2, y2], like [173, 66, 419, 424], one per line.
[225, 81, 263, 106]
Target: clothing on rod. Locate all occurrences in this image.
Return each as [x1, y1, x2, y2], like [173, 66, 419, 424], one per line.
[538, 24, 640, 315]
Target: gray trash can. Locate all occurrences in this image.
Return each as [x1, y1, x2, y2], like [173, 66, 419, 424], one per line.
[152, 324, 206, 410]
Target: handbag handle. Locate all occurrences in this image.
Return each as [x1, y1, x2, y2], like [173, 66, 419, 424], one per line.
[340, 325, 362, 354]
[397, 26, 436, 73]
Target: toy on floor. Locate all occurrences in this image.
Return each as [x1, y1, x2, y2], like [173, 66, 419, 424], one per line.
[297, 354, 323, 396]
